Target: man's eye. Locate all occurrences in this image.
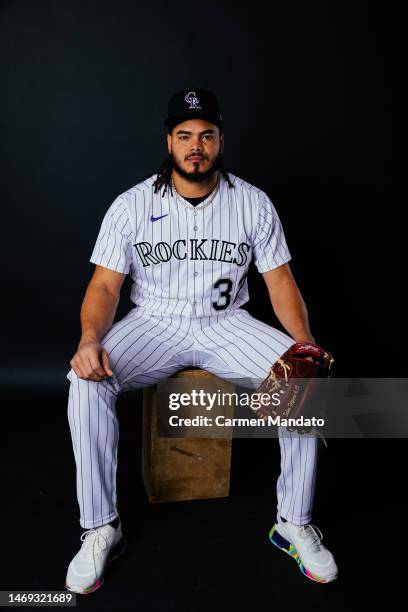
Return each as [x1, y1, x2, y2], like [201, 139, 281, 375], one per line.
[203, 134, 214, 140]
[179, 135, 189, 141]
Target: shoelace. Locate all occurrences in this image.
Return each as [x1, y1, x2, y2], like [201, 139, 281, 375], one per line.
[297, 523, 324, 553]
[78, 528, 109, 579]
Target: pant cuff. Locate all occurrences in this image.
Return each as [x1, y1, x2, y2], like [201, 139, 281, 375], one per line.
[276, 510, 312, 526]
[80, 511, 119, 530]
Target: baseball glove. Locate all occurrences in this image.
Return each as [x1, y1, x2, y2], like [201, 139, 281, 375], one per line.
[253, 342, 334, 442]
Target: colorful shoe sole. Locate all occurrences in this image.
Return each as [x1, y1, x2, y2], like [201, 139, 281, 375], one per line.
[65, 536, 127, 595]
[269, 525, 335, 583]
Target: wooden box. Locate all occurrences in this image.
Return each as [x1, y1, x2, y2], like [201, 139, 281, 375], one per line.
[141, 368, 235, 503]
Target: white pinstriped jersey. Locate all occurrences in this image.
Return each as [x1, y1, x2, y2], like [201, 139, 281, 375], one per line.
[89, 171, 292, 317]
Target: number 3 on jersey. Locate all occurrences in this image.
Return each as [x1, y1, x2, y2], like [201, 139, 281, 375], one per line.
[212, 274, 247, 311]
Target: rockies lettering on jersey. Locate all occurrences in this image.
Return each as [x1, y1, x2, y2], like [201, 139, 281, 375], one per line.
[133, 239, 251, 266]
[89, 172, 291, 317]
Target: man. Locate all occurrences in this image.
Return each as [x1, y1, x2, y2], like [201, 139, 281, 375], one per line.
[65, 88, 338, 594]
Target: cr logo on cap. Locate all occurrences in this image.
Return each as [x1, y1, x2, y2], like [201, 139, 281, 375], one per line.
[184, 91, 201, 110]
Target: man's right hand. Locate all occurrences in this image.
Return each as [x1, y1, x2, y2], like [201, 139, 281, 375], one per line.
[70, 341, 114, 381]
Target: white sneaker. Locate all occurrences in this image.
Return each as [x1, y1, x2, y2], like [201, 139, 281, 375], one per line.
[269, 516, 338, 583]
[65, 522, 126, 594]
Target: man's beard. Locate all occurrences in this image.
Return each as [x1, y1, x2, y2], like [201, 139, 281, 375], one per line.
[171, 151, 222, 183]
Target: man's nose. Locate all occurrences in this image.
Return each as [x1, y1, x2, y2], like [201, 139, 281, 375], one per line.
[190, 138, 203, 151]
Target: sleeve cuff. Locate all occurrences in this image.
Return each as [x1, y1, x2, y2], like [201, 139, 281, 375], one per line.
[255, 254, 292, 273]
[89, 256, 130, 274]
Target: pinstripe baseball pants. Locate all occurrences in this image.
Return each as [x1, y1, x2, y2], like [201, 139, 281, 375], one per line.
[66, 307, 321, 529]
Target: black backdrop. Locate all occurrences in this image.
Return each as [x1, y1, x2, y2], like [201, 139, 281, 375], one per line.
[0, 0, 394, 386]
[0, 1, 402, 606]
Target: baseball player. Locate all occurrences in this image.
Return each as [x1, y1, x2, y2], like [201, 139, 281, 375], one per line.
[65, 88, 338, 594]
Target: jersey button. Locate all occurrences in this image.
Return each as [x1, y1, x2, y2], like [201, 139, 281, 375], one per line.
[193, 226, 198, 231]
[194, 272, 198, 276]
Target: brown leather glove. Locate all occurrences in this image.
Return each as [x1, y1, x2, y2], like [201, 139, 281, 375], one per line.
[254, 342, 334, 437]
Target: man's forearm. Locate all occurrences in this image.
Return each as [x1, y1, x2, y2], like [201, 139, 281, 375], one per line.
[268, 278, 315, 343]
[79, 284, 120, 345]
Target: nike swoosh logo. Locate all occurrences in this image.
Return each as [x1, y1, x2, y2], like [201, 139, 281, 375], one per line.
[150, 214, 169, 222]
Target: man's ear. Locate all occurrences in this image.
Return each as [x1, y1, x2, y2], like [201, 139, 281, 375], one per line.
[220, 132, 224, 154]
[166, 133, 172, 154]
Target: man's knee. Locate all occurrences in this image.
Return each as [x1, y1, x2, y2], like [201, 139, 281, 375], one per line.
[66, 367, 118, 391]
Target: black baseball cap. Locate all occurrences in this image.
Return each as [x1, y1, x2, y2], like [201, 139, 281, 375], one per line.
[164, 88, 223, 132]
